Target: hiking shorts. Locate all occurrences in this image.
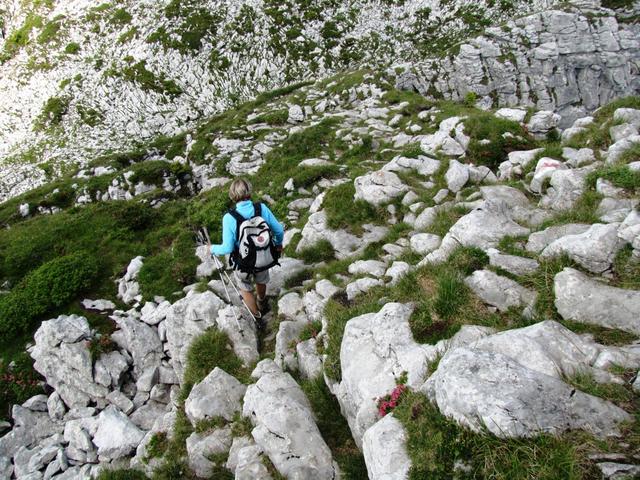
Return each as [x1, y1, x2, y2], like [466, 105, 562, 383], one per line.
[234, 269, 270, 291]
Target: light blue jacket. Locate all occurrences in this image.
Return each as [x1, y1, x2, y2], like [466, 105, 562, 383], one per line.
[210, 200, 284, 256]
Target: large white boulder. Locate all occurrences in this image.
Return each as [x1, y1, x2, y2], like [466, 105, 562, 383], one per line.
[526, 223, 591, 253]
[354, 170, 409, 206]
[117, 256, 144, 304]
[423, 347, 630, 438]
[335, 303, 436, 447]
[164, 291, 227, 380]
[362, 415, 411, 480]
[296, 210, 388, 260]
[464, 270, 537, 313]
[92, 406, 144, 461]
[216, 306, 259, 366]
[186, 427, 233, 478]
[242, 364, 338, 479]
[31, 315, 109, 409]
[185, 368, 246, 425]
[540, 223, 625, 274]
[554, 268, 640, 335]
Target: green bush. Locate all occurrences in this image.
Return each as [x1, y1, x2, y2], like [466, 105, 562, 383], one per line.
[64, 42, 80, 54]
[465, 113, 535, 169]
[36, 96, 69, 129]
[0, 252, 99, 336]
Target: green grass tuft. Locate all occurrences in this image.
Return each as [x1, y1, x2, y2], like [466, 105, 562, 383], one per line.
[297, 239, 336, 264]
[395, 391, 599, 479]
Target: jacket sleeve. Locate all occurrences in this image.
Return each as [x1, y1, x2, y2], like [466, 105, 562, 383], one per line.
[210, 213, 237, 256]
[261, 204, 284, 246]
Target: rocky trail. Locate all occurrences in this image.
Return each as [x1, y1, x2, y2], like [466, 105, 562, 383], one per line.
[1, 1, 640, 480]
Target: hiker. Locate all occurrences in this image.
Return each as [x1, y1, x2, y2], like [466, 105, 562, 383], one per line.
[210, 178, 284, 320]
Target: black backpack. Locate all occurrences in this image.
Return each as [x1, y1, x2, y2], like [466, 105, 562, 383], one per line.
[228, 202, 280, 273]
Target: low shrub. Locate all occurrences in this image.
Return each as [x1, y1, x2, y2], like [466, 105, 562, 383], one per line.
[0, 352, 43, 422]
[94, 469, 148, 480]
[0, 252, 99, 336]
[297, 239, 335, 264]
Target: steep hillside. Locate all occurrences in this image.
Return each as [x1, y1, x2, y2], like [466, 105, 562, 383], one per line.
[0, 1, 639, 480]
[0, 0, 557, 201]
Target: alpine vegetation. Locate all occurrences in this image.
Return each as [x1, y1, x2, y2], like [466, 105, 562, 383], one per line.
[1, 1, 640, 480]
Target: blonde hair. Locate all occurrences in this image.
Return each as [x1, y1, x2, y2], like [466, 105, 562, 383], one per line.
[229, 178, 252, 203]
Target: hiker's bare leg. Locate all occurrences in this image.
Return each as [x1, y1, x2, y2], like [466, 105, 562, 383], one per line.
[256, 283, 267, 301]
[240, 290, 259, 315]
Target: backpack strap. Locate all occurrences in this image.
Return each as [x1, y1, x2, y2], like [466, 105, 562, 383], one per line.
[252, 202, 262, 219]
[228, 208, 245, 244]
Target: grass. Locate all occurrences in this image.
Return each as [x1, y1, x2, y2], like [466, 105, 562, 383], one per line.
[612, 245, 640, 290]
[181, 328, 250, 397]
[465, 112, 535, 170]
[324, 182, 387, 235]
[394, 391, 600, 479]
[297, 239, 336, 264]
[299, 376, 368, 478]
[519, 255, 577, 320]
[559, 320, 638, 346]
[424, 205, 468, 237]
[322, 245, 504, 381]
[565, 96, 640, 150]
[586, 164, 640, 191]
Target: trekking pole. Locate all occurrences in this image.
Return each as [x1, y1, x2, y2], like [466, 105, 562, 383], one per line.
[196, 226, 246, 335]
[212, 255, 261, 328]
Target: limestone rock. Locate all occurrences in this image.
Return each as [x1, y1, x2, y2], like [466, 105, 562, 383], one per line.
[410, 233, 442, 255]
[336, 303, 436, 447]
[383, 155, 441, 177]
[297, 210, 388, 260]
[31, 316, 109, 409]
[186, 428, 233, 478]
[445, 160, 469, 192]
[423, 347, 630, 438]
[296, 339, 323, 380]
[465, 270, 537, 313]
[164, 291, 227, 380]
[487, 249, 539, 276]
[242, 365, 338, 479]
[93, 406, 144, 461]
[526, 223, 591, 253]
[354, 170, 409, 206]
[530, 157, 566, 193]
[385, 261, 411, 285]
[539, 167, 590, 211]
[111, 313, 163, 377]
[555, 268, 640, 335]
[541, 223, 625, 273]
[117, 256, 144, 304]
[422, 199, 530, 265]
[346, 277, 385, 301]
[362, 415, 411, 480]
[348, 259, 388, 278]
[216, 306, 259, 366]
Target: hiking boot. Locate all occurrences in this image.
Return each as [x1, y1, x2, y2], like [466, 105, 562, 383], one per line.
[257, 296, 270, 314]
